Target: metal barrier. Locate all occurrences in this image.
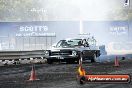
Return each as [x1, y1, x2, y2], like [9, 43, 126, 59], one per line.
[0, 50, 47, 65]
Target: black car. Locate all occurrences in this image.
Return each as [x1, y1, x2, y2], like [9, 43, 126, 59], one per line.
[44, 38, 100, 64]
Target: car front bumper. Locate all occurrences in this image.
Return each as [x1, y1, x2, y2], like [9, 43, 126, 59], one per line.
[47, 55, 79, 60]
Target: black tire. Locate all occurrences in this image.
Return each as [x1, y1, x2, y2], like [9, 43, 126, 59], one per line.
[66, 60, 70, 64]
[91, 54, 96, 63]
[47, 59, 53, 64]
[71, 59, 76, 64]
[91, 59, 95, 63]
[66, 60, 72, 64]
[66, 59, 75, 64]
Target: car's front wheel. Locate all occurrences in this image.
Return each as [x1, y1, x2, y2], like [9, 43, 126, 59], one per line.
[47, 59, 53, 64]
[66, 59, 76, 64]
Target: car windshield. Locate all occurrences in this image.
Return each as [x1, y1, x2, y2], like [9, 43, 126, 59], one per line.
[56, 39, 82, 48]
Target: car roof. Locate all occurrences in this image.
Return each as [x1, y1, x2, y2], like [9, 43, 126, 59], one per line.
[64, 38, 82, 41]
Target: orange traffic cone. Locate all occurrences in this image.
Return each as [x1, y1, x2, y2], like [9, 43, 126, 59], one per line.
[114, 56, 119, 67]
[28, 65, 39, 81]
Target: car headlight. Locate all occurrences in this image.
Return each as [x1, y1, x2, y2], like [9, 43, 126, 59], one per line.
[72, 51, 77, 56]
[44, 50, 49, 56]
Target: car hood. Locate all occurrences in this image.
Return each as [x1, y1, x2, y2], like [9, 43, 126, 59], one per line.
[50, 46, 91, 52]
[51, 47, 75, 51]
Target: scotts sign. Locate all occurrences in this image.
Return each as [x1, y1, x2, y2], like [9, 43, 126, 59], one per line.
[16, 25, 56, 37]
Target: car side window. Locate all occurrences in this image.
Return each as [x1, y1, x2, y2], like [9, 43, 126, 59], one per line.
[78, 41, 83, 46]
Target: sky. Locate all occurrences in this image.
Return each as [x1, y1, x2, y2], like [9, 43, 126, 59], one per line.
[0, 0, 132, 21]
[36, 0, 132, 21]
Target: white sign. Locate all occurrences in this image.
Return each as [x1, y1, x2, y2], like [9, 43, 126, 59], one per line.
[109, 26, 128, 35]
[16, 32, 56, 37]
[19, 25, 48, 32]
[16, 25, 56, 37]
[30, 8, 47, 13]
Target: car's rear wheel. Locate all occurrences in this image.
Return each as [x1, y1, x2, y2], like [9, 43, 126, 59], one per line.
[91, 54, 96, 63]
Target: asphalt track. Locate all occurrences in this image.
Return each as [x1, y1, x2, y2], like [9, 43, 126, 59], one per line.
[0, 59, 132, 88]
